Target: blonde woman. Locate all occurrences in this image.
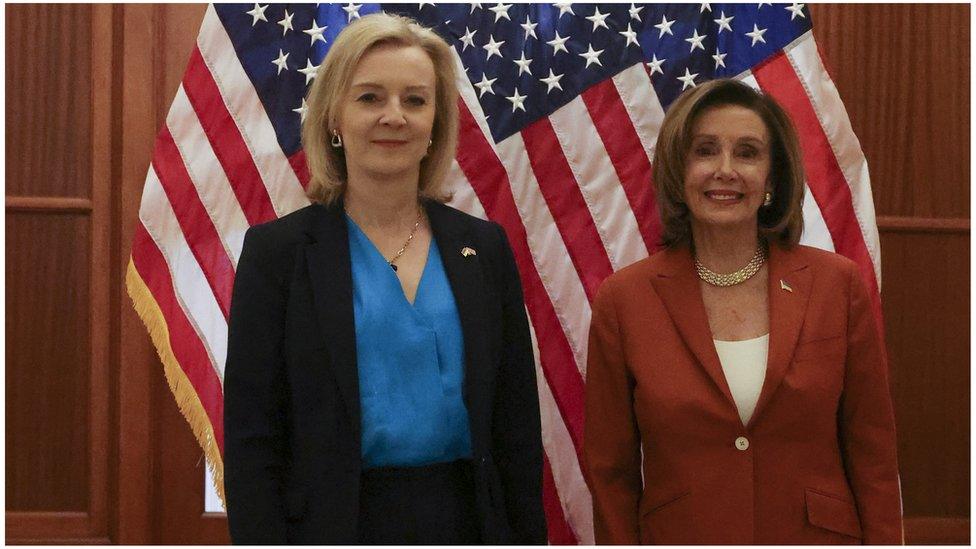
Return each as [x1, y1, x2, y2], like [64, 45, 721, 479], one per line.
[224, 13, 546, 544]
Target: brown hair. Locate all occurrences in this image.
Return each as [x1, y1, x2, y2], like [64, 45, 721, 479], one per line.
[652, 78, 805, 248]
[301, 13, 459, 205]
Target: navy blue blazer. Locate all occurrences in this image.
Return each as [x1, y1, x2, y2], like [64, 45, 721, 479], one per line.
[223, 199, 547, 544]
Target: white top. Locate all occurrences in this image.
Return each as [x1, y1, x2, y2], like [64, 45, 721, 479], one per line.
[713, 334, 769, 426]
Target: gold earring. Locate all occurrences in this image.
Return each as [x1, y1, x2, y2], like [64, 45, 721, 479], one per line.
[331, 129, 343, 148]
[763, 191, 772, 207]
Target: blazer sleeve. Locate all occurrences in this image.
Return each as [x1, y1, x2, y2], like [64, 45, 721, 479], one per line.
[490, 223, 548, 544]
[223, 226, 290, 544]
[584, 279, 643, 544]
[838, 264, 904, 544]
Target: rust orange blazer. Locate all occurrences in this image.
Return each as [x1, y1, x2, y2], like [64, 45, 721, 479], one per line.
[584, 243, 902, 545]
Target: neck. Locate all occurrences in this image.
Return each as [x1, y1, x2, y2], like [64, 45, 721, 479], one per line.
[691, 222, 761, 273]
[343, 170, 421, 229]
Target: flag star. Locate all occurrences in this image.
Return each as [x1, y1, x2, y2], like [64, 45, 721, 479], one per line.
[746, 23, 768, 46]
[553, 2, 574, 18]
[546, 31, 570, 56]
[277, 9, 294, 35]
[685, 29, 706, 52]
[418, 2, 435, 9]
[585, 7, 610, 31]
[714, 11, 734, 33]
[712, 51, 727, 69]
[470, 3, 482, 14]
[700, 3, 711, 13]
[785, 3, 806, 20]
[654, 15, 675, 38]
[513, 51, 533, 76]
[298, 58, 319, 84]
[757, 2, 772, 8]
[246, 3, 269, 26]
[506, 88, 528, 112]
[303, 19, 327, 44]
[489, 3, 512, 22]
[342, 3, 362, 21]
[458, 27, 477, 51]
[482, 35, 505, 60]
[579, 43, 604, 68]
[677, 67, 698, 90]
[521, 16, 538, 40]
[293, 98, 308, 122]
[271, 48, 290, 75]
[628, 3, 644, 21]
[646, 54, 665, 76]
[473, 73, 497, 98]
[618, 23, 639, 48]
[540, 69, 564, 93]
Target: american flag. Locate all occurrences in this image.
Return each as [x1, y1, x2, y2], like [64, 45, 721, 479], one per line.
[126, 3, 883, 544]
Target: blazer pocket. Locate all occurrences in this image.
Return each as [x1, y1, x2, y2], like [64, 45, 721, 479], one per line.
[805, 488, 862, 540]
[284, 488, 307, 522]
[793, 334, 845, 363]
[641, 491, 691, 518]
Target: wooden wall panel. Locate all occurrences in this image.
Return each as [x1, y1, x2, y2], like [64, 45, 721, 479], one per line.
[4, 4, 93, 199]
[5, 213, 92, 511]
[810, 4, 971, 219]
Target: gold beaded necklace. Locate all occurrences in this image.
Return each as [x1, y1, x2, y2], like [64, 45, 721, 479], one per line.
[695, 244, 767, 287]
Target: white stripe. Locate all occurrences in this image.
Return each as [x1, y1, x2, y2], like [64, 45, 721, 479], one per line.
[167, 85, 250, 266]
[196, 6, 310, 220]
[739, 73, 836, 252]
[612, 63, 666, 164]
[445, 159, 488, 221]
[548, 97, 649, 270]
[785, 32, 881, 286]
[454, 53, 591, 378]
[527, 320, 594, 544]
[139, 167, 228, 381]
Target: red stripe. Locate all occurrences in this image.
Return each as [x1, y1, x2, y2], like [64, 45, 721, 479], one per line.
[581, 79, 663, 253]
[152, 127, 235, 319]
[288, 149, 311, 190]
[455, 100, 586, 458]
[131, 223, 225, 453]
[752, 53, 884, 331]
[520, 118, 614, 302]
[183, 47, 278, 226]
[542, 453, 579, 544]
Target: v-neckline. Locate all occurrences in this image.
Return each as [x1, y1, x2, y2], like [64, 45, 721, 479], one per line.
[346, 214, 433, 307]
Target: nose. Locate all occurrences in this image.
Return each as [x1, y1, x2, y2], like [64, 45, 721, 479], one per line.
[713, 152, 737, 180]
[379, 99, 407, 128]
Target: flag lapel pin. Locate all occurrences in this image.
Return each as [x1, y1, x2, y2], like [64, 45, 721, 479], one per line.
[461, 246, 477, 257]
[780, 279, 793, 293]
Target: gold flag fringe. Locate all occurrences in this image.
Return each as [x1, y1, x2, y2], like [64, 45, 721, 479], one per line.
[125, 257, 227, 509]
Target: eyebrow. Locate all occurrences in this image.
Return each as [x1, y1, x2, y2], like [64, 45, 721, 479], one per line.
[350, 82, 432, 92]
[692, 133, 767, 145]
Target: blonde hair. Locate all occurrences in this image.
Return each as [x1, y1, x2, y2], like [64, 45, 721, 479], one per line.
[302, 13, 459, 205]
[652, 79, 806, 248]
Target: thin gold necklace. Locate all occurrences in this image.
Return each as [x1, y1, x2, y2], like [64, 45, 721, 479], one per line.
[387, 211, 423, 272]
[695, 244, 767, 287]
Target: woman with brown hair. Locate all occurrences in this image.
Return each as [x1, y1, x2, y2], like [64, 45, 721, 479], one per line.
[223, 13, 546, 544]
[584, 79, 902, 544]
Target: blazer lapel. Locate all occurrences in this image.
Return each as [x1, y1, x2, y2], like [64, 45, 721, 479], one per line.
[748, 244, 811, 427]
[304, 202, 361, 444]
[425, 202, 490, 414]
[650, 247, 738, 410]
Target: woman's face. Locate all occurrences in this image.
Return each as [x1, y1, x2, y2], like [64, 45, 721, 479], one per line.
[336, 44, 437, 183]
[682, 104, 772, 235]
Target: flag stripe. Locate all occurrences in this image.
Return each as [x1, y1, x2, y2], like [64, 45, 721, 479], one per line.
[151, 128, 235, 320]
[183, 47, 279, 227]
[548, 95, 649, 271]
[582, 76, 661, 252]
[456, 99, 586, 458]
[521, 118, 614, 302]
[131, 222, 225, 451]
[543, 454, 579, 545]
[752, 53, 880, 303]
[167, 84, 250, 265]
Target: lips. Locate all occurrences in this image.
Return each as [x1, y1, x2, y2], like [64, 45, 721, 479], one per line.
[704, 190, 744, 201]
[372, 139, 408, 147]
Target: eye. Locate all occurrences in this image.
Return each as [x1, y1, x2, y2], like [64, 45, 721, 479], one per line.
[405, 95, 428, 106]
[693, 144, 717, 156]
[737, 146, 760, 159]
[356, 93, 378, 103]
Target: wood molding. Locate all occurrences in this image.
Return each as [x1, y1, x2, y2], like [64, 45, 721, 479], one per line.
[5, 537, 112, 545]
[5, 512, 90, 539]
[5, 196, 93, 213]
[877, 216, 970, 233]
[905, 516, 970, 545]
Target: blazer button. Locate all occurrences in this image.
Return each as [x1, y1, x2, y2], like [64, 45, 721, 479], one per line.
[734, 436, 750, 451]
